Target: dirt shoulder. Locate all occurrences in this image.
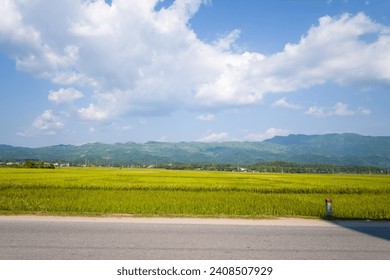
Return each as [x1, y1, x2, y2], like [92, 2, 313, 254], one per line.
[1, 215, 381, 227]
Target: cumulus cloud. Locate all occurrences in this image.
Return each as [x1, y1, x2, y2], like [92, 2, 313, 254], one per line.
[213, 29, 241, 51]
[245, 128, 290, 141]
[78, 103, 110, 121]
[32, 110, 64, 134]
[305, 102, 369, 117]
[0, 0, 389, 125]
[358, 107, 372, 115]
[78, 91, 131, 121]
[270, 13, 390, 87]
[305, 106, 329, 118]
[196, 113, 215, 121]
[333, 102, 355, 116]
[48, 87, 83, 104]
[272, 98, 302, 110]
[198, 132, 230, 142]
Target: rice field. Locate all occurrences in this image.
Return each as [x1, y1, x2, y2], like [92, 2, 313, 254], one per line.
[0, 167, 389, 219]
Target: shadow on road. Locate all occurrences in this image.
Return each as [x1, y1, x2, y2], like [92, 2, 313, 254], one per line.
[326, 219, 390, 242]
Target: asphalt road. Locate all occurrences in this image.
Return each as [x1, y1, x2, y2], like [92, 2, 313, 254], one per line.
[0, 216, 389, 259]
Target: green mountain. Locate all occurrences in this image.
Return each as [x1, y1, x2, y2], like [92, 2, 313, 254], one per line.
[1, 133, 389, 167]
[265, 133, 390, 166]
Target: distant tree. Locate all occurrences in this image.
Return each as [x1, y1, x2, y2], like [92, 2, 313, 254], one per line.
[25, 160, 36, 168]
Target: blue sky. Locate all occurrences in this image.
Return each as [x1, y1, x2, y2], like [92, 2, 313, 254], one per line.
[0, 0, 389, 147]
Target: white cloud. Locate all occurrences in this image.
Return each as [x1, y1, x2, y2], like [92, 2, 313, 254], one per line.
[0, 1, 389, 123]
[245, 128, 289, 141]
[196, 113, 215, 121]
[305, 106, 329, 118]
[78, 103, 110, 121]
[32, 110, 64, 134]
[194, 52, 266, 106]
[213, 29, 241, 51]
[305, 102, 369, 118]
[78, 89, 128, 121]
[48, 87, 83, 104]
[333, 102, 355, 116]
[272, 97, 302, 110]
[198, 132, 230, 142]
[49, 72, 97, 87]
[358, 107, 372, 115]
[256, 13, 390, 95]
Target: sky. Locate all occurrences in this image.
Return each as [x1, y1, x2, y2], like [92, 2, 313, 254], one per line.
[0, 0, 389, 147]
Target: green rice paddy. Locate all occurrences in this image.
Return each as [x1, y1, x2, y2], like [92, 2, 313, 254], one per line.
[0, 168, 389, 219]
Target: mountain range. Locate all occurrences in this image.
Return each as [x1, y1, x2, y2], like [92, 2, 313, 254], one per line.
[1, 133, 389, 167]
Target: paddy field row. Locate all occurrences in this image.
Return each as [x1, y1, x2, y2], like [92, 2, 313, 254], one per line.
[0, 168, 389, 219]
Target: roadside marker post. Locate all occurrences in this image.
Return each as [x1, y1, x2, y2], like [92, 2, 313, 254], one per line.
[325, 198, 333, 218]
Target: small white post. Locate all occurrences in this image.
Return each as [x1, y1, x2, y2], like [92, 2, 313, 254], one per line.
[325, 198, 333, 218]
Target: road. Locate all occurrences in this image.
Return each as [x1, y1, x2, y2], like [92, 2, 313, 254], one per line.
[0, 216, 389, 259]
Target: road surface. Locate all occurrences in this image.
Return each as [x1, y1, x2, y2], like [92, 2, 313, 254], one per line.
[0, 216, 389, 259]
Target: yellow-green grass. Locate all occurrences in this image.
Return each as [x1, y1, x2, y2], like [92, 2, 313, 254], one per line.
[0, 168, 389, 219]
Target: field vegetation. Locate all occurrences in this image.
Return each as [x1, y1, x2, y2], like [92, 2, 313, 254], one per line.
[0, 168, 389, 219]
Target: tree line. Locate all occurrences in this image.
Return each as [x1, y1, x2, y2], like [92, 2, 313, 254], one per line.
[1, 159, 387, 174]
[153, 161, 387, 174]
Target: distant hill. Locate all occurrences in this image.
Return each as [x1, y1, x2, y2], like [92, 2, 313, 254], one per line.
[264, 133, 390, 167]
[1, 133, 389, 167]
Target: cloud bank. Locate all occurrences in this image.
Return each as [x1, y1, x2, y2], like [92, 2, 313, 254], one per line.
[305, 102, 371, 118]
[1, 0, 389, 134]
